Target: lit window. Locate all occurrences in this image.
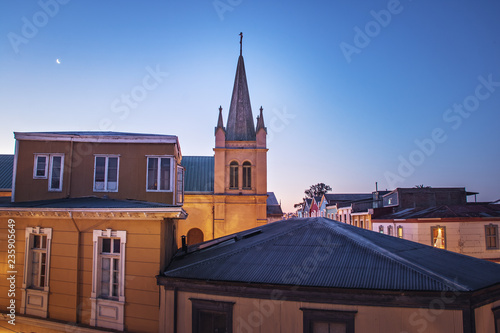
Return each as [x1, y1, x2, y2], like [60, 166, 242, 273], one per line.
[301, 308, 357, 333]
[191, 299, 234, 333]
[49, 155, 64, 191]
[94, 156, 119, 192]
[229, 161, 238, 189]
[397, 226, 403, 239]
[147, 156, 172, 191]
[486, 224, 499, 250]
[33, 155, 48, 178]
[379, 225, 384, 234]
[91, 229, 126, 330]
[431, 226, 446, 249]
[21, 227, 52, 318]
[242, 161, 251, 189]
[177, 165, 185, 204]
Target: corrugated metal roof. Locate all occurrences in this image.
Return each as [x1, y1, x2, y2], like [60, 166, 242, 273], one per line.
[0, 196, 181, 209]
[0, 154, 14, 190]
[165, 217, 500, 292]
[324, 193, 373, 204]
[17, 131, 173, 137]
[375, 204, 500, 219]
[181, 156, 214, 192]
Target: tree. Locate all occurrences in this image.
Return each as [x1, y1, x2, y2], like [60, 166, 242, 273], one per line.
[304, 183, 332, 199]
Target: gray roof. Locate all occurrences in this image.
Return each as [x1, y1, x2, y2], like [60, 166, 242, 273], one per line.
[225, 55, 256, 141]
[181, 156, 214, 192]
[374, 204, 500, 220]
[266, 192, 283, 216]
[17, 131, 173, 137]
[0, 196, 180, 209]
[324, 193, 373, 205]
[165, 217, 500, 292]
[0, 155, 14, 190]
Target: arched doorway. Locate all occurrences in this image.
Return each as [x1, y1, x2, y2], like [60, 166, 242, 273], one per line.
[187, 228, 204, 245]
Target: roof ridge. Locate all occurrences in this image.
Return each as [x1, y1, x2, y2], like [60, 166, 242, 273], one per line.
[321, 218, 470, 291]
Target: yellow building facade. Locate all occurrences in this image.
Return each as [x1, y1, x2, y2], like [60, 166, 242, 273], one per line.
[179, 50, 268, 245]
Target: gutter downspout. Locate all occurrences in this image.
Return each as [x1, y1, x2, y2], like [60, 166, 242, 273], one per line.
[212, 205, 215, 240]
[69, 212, 81, 323]
[173, 287, 178, 333]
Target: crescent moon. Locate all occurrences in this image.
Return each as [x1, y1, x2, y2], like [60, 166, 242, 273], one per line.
[56, 59, 61, 64]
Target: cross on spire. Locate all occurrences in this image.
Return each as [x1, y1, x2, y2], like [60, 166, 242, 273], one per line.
[239, 32, 243, 56]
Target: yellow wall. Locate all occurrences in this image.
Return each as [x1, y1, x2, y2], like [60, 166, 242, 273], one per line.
[161, 290, 465, 333]
[0, 214, 173, 333]
[180, 193, 267, 244]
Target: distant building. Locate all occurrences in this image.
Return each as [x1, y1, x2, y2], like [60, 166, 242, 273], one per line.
[158, 217, 500, 333]
[372, 203, 500, 263]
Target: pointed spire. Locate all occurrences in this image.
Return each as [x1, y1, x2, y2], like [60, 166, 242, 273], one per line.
[225, 34, 256, 141]
[217, 105, 224, 129]
[239, 32, 243, 56]
[256, 106, 266, 132]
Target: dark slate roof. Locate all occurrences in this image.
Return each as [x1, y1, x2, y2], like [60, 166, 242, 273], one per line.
[0, 154, 14, 190]
[181, 156, 214, 192]
[165, 217, 500, 292]
[225, 55, 256, 141]
[266, 192, 283, 216]
[324, 193, 373, 204]
[374, 204, 500, 220]
[18, 131, 173, 137]
[0, 196, 181, 209]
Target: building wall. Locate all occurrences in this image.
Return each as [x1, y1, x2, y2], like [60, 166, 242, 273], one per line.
[180, 193, 267, 245]
[475, 300, 500, 333]
[351, 213, 372, 230]
[371, 219, 500, 261]
[14, 140, 179, 204]
[160, 290, 465, 333]
[0, 214, 174, 333]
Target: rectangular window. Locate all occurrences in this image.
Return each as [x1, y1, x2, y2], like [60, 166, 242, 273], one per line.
[388, 226, 393, 236]
[94, 156, 119, 192]
[486, 224, 499, 250]
[21, 227, 52, 318]
[91, 229, 126, 330]
[49, 155, 64, 191]
[147, 157, 172, 191]
[191, 298, 234, 333]
[301, 308, 356, 333]
[431, 226, 446, 249]
[33, 155, 48, 178]
[379, 225, 384, 233]
[397, 226, 403, 239]
[176, 165, 185, 204]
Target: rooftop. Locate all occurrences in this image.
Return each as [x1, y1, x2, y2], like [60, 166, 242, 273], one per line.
[181, 156, 214, 192]
[0, 154, 14, 190]
[165, 217, 500, 292]
[374, 203, 500, 220]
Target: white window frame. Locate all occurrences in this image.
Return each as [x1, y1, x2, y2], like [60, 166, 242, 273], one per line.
[146, 156, 174, 192]
[21, 227, 52, 318]
[93, 155, 120, 192]
[48, 154, 64, 192]
[33, 154, 48, 179]
[91, 229, 126, 331]
[176, 165, 185, 205]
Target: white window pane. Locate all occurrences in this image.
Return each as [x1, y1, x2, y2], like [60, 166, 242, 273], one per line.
[50, 156, 62, 189]
[36, 156, 46, 177]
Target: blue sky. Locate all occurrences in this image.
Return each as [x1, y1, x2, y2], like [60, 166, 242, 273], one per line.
[1, 0, 499, 212]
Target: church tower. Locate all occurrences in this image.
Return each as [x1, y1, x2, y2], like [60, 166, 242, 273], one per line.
[213, 33, 268, 237]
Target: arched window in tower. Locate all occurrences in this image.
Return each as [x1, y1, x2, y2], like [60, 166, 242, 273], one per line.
[229, 161, 239, 189]
[242, 161, 251, 189]
[187, 228, 204, 245]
